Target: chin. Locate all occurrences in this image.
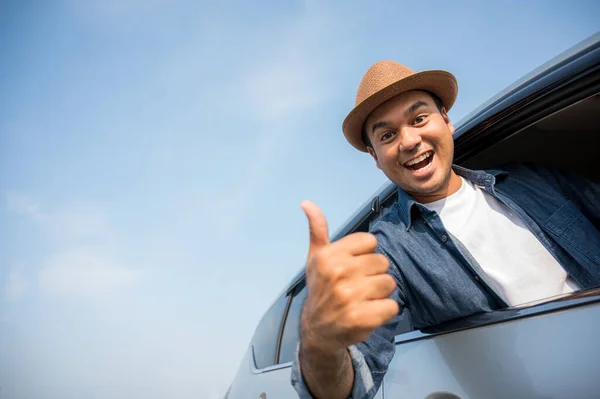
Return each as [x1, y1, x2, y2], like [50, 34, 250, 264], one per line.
[413, 183, 443, 195]
[401, 175, 447, 197]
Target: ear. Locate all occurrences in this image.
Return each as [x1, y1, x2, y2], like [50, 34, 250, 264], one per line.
[367, 146, 382, 170]
[440, 107, 455, 135]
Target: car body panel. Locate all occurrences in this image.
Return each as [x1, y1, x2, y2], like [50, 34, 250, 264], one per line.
[227, 346, 384, 399]
[226, 349, 298, 399]
[385, 295, 600, 399]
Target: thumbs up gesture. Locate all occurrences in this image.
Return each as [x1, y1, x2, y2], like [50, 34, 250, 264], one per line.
[300, 201, 399, 352]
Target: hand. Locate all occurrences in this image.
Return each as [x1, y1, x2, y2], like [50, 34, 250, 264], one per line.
[299, 201, 399, 352]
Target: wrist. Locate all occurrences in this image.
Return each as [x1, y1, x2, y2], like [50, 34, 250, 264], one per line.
[300, 303, 346, 354]
[300, 328, 346, 359]
[300, 316, 331, 353]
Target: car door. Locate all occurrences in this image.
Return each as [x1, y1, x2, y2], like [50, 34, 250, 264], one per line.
[226, 291, 301, 399]
[383, 292, 600, 399]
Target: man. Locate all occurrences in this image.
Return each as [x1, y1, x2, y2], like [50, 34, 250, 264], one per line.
[291, 61, 600, 399]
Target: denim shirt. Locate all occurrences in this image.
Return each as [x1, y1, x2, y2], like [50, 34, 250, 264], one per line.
[291, 163, 600, 399]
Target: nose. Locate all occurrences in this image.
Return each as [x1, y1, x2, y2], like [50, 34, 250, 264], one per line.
[398, 127, 422, 152]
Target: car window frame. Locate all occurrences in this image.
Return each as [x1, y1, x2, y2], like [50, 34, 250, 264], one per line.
[276, 280, 307, 365]
[250, 293, 291, 371]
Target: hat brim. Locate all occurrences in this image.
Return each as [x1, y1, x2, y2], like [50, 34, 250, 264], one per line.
[342, 70, 458, 152]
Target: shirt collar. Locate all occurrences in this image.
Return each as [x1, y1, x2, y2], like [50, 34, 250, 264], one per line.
[396, 165, 509, 230]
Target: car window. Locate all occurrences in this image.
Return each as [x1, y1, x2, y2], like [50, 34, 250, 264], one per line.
[277, 283, 307, 364]
[277, 281, 412, 364]
[251, 294, 289, 369]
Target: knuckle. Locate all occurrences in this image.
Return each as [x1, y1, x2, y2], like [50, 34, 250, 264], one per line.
[333, 283, 353, 303]
[330, 263, 348, 282]
[344, 309, 363, 330]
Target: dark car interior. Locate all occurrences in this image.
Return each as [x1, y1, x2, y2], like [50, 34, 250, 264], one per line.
[462, 93, 600, 180]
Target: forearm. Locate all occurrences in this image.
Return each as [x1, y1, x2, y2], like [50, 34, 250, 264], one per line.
[299, 341, 354, 399]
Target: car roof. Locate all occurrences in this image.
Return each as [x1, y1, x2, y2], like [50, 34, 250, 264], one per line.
[453, 31, 600, 138]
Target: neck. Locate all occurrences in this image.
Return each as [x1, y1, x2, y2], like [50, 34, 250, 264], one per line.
[412, 171, 463, 204]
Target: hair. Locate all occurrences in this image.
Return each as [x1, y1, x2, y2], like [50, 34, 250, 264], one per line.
[361, 91, 445, 149]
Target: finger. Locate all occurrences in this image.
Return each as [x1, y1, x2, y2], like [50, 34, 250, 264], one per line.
[355, 253, 390, 276]
[301, 200, 330, 258]
[332, 232, 378, 256]
[361, 298, 400, 329]
[361, 274, 397, 300]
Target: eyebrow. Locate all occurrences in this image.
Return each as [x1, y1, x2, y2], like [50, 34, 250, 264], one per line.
[370, 100, 430, 135]
[371, 120, 391, 134]
[405, 100, 428, 117]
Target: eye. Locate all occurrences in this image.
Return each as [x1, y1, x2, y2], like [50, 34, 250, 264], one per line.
[380, 131, 395, 141]
[412, 114, 427, 125]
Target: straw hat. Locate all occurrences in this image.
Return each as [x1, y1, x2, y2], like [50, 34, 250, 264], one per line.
[342, 61, 458, 152]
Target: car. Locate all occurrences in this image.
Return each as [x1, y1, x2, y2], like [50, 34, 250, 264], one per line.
[224, 32, 600, 399]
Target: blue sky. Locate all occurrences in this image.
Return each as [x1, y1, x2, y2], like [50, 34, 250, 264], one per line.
[1, 1, 598, 398]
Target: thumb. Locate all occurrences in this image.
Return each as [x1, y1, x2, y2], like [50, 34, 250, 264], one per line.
[301, 200, 330, 257]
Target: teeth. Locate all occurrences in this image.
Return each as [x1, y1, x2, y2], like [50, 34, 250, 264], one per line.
[405, 151, 432, 166]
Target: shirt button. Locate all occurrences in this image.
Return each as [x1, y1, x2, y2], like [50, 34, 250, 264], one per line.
[441, 235, 448, 242]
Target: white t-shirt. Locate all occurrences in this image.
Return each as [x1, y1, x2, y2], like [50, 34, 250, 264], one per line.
[423, 177, 580, 306]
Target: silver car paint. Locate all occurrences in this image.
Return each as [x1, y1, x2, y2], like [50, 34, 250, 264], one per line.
[227, 347, 384, 399]
[384, 301, 600, 399]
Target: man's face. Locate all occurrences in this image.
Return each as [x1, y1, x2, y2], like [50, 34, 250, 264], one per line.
[365, 90, 456, 202]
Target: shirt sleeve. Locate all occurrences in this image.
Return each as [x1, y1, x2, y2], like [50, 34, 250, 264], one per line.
[506, 163, 600, 225]
[290, 343, 377, 399]
[552, 167, 600, 225]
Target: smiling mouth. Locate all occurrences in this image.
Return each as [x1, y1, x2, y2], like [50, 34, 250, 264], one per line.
[403, 150, 434, 171]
